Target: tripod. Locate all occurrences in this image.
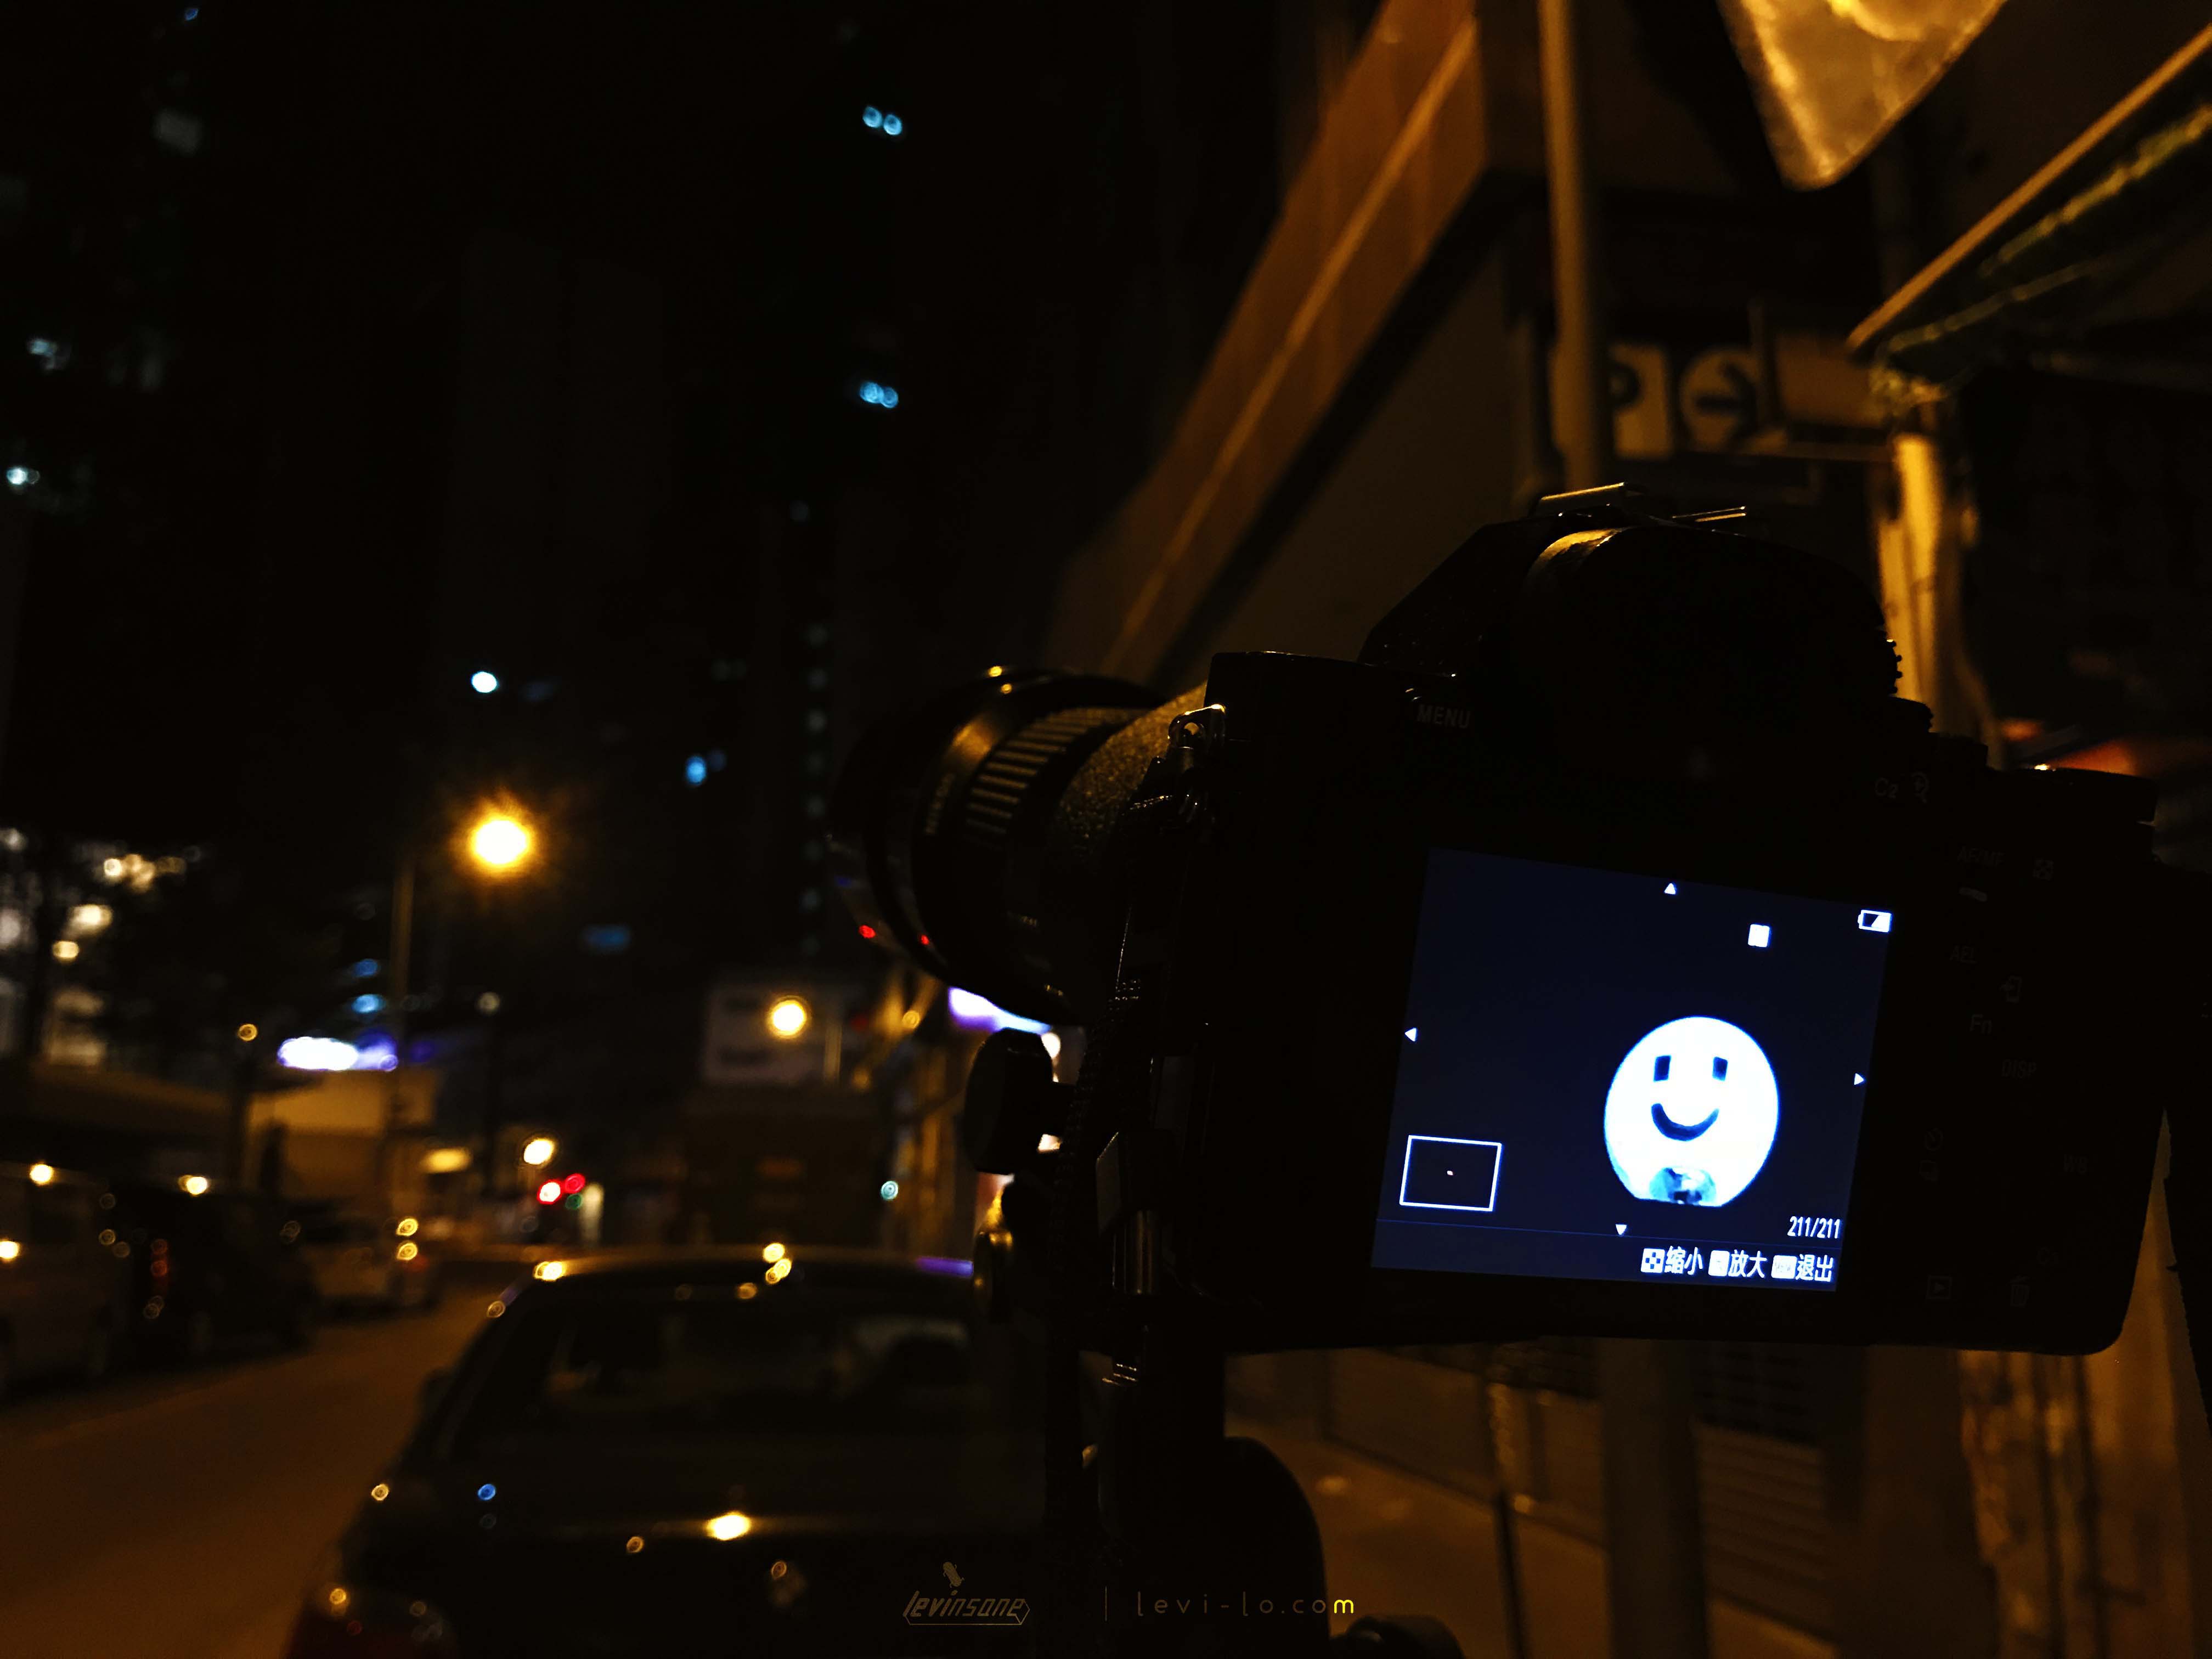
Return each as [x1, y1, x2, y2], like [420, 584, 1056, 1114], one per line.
[968, 791, 1470, 1658]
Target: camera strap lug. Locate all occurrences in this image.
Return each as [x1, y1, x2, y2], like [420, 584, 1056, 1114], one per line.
[1169, 702, 1227, 755]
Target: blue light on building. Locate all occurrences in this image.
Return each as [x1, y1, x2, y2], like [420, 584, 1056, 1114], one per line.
[278, 1036, 360, 1072]
[946, 987, 1051, 1035]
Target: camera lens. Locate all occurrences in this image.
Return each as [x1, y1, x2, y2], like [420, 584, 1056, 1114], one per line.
[828, 669, 1173, 1023]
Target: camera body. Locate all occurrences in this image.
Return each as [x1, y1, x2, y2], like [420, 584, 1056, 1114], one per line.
[1109, 647, 2167, 1354]
[834, 492, 2186, 1357]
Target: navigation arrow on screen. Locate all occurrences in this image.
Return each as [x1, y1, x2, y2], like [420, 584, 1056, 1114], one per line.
[1615, 1223, 1627, 1235]
[1404, 1028, 1418, 1042]
[1854, 1073, 1864, 1085]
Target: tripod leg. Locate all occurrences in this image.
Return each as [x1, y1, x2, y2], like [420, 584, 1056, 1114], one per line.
[1091, 1324, 1333, 1656]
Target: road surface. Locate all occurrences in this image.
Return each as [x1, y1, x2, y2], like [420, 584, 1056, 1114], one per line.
[0, 1292, 1832, 1659]
[0, 1295, 487, 1659]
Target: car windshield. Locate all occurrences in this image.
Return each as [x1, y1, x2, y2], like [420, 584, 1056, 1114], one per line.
[110, 1188, 196, 1233]
[449, 1283, 1026, 1454]
[295, 1215, 377, 1245]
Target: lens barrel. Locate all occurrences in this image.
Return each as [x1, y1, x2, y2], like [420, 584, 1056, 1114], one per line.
[833, 498, 1901, 1024]
[827, 670, 1166, 1023]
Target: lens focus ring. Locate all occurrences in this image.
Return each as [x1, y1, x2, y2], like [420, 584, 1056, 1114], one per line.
[963, 708, 1141, 850]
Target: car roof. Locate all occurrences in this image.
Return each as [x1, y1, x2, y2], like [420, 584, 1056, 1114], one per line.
[511, 1245, 973, 1291]
[112, 1176, 250, 1195]
[0, 1161, 105, 1190]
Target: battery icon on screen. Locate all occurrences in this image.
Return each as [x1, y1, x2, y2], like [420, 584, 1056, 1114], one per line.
[1857, 910, 1892, 933]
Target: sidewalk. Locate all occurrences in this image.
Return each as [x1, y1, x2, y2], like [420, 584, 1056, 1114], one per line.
[1232, 1415, 1836, 1659]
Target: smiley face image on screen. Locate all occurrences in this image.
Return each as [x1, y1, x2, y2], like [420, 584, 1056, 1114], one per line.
[1602, 1015, 1779, 1205]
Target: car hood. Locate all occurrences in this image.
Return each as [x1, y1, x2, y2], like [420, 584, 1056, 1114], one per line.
[351, 1437, 1043, 1657]
[414, 1431, 1042, 1535]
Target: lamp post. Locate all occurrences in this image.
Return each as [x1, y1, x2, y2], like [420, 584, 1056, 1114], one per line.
[765, 992, 842, 1083]
[1539, 0, 1612, 492]
[377, 850, 415, 1207]
[1538, 3, 1711, 1645]
[379, 804, 540, 1210]
[223, 1022, 261, 1184]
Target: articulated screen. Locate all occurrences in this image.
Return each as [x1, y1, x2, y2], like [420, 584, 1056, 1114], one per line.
[1370, 850, 1894, 1290]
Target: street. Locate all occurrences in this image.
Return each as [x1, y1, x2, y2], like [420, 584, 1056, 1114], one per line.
[0, 1297, 486, 1659]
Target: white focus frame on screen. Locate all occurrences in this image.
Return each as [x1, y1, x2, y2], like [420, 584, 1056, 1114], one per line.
[1399, 1134, 1504, 1212]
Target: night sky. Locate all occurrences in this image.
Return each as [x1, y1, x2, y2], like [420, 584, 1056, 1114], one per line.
[0, 3, 1282, 873]
[0, 2, 1285, 1072]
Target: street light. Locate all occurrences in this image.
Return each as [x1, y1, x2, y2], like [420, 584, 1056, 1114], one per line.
[521, 1136, 556, 1167]
[766, 997, 811, 1040]
[468, 812, 534, 874]
[376, 800, 545, 1214]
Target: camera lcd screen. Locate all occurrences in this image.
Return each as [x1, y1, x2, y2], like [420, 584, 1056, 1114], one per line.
[1369, 850, 1894, 1290]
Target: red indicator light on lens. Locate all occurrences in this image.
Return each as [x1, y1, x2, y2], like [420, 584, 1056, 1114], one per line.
[858, 925, 876, 940]
[917, 935, 930, 947]
[561, 1172, 585, 1195]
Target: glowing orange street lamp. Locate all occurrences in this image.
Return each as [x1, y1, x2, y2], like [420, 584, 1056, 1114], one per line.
[467, 811, 534, 875]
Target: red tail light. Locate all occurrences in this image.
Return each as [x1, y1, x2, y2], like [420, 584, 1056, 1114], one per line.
[283, 1582, 457, 1658]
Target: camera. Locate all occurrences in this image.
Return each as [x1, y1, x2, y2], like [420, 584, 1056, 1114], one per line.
[831, 487, 2187, 1357]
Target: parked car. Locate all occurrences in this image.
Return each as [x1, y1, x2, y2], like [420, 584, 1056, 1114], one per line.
[0, 1161, 131, 1401]
[294, 1208, 443, 1313]
[285, 1247, 1043, 1657]
[109, 1178, 319, 1360]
